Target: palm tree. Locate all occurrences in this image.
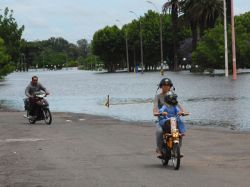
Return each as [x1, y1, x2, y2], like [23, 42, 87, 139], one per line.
[182, 0, 223, 49]
[163, 0, 181, 71]
[181, 0, 198, 50]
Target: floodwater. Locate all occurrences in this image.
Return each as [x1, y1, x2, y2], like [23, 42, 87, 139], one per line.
[0, 69, 250, 131]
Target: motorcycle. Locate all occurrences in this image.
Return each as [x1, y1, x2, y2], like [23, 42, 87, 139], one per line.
[23, 91, 52, 125]
[160, 112, 189, 170]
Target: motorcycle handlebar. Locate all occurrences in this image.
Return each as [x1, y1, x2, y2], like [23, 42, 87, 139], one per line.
[157, 112, 190, 116]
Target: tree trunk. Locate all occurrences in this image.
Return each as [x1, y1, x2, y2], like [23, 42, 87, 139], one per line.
[191, 21, 198, 51]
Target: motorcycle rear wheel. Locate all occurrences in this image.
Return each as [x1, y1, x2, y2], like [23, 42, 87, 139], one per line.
[43, 108, 52, 125]
[172, 143, 181, 170]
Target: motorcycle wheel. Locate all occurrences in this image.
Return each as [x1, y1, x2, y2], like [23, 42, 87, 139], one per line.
[161, 148, 170, 166]
[162, 157, 169, 166]
[172, 143, 181, 170]
[43, 108, 52, 125]
[27, 111, 36, 124]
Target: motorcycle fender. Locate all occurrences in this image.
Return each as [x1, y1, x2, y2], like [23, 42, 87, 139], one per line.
[42, 106, 49, 110]
[173, 140, 179, 144]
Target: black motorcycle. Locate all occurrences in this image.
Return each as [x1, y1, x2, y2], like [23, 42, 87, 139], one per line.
[24, 91, 52, 125]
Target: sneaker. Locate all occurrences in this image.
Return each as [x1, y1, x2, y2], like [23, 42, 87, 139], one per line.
[23, 115, 33, 119]
[27, 115, 36, 120]
[156, 148, 163, 159]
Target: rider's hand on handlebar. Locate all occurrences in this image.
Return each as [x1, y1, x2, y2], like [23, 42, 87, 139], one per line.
[178, 111, 190, 116]
[161, 112, 168, 116]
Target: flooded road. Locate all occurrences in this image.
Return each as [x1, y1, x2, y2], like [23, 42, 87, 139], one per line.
[0, 69, 250, 130]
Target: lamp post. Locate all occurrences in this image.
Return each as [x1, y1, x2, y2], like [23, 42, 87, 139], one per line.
[146, 1, 164, 75]
[230, 0, 237, 80]
[224, 0, 229, 77]
[129, 11, 144, 74]
[42, 52, 45, 70]
[21, 53, 26, 71]
[116, 19, 130, 72]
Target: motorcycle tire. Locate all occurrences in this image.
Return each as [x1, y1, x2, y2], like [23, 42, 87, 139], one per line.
[161, 148, 170, 166]
[27, 111, 36, 124]
[172, 143, 181, 170]
[43, 108, 52, 125]
[162, 157, 169, 166]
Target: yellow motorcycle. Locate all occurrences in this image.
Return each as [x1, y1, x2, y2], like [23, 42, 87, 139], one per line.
[160, 113, 189, 170]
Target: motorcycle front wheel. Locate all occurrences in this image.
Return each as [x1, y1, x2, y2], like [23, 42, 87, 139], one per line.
[162, 157, 169, 166]
[161, 147, 170, 166]
[172, 143, 181, 170]
[43, 108, 52, 125]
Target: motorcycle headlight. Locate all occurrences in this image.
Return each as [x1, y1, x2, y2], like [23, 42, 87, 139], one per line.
[172, 132, 179, 138]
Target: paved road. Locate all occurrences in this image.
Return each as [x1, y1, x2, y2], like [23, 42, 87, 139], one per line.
[0, 112, 250, 187]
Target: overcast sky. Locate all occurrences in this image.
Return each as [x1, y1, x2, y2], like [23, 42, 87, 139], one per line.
[1, 0, 249, 43]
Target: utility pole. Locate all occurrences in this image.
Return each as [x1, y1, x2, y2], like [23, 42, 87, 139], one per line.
[231, 0, 237, 80]
[224, 0, 229, 77]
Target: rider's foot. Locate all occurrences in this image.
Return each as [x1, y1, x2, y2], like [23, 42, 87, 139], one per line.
[180, 154, 184, 158]
[23, 115, 33, 119]
[157, 155, 164, 159]
[23, 114, 28, 118]
[156, 148, 163, 159]
[28, 115, 36, 120]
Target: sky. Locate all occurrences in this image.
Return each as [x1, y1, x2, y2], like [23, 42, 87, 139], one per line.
[1, 0, 250, 44]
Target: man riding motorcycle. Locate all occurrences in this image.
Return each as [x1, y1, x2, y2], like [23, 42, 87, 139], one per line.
[153, 78, 185, 158]
[25, 76, 50, 118]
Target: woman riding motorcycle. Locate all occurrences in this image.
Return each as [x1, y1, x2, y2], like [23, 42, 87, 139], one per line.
[153, 78, 186, 158]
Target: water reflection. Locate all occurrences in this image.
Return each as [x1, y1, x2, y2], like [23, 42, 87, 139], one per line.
[0, 69, 250, 131]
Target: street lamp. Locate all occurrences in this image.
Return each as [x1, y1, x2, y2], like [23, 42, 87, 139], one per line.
[42, 52, 45, 70]
[21, 53, 26, 71]
[146, 0, 164, 75]
[129, 11, 144, 74]
[116, 19, 130, 72]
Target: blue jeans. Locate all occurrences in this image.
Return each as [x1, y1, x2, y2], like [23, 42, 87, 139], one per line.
[155, 122, 164, 151]
[159, 118, 186, 134]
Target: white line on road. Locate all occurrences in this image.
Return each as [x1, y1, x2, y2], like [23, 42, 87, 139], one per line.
[0, 138, 46, 143]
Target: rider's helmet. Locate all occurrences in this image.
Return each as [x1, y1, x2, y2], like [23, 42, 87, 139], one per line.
[164, 91, 178, 106]
[159, 78, 173, 88]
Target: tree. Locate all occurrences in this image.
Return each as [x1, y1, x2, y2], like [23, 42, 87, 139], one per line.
[192, 12, 250, 70]
[20, 37, 85, 69]
[0, 37, 13, 78]
[182, 0, 223, 50]
[125, 10, 181, 71]
[192, 23, 225, 70]
[0, 8, 24, 64]
[92, 26, 124, 72]
[77, 39, 88, 58]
